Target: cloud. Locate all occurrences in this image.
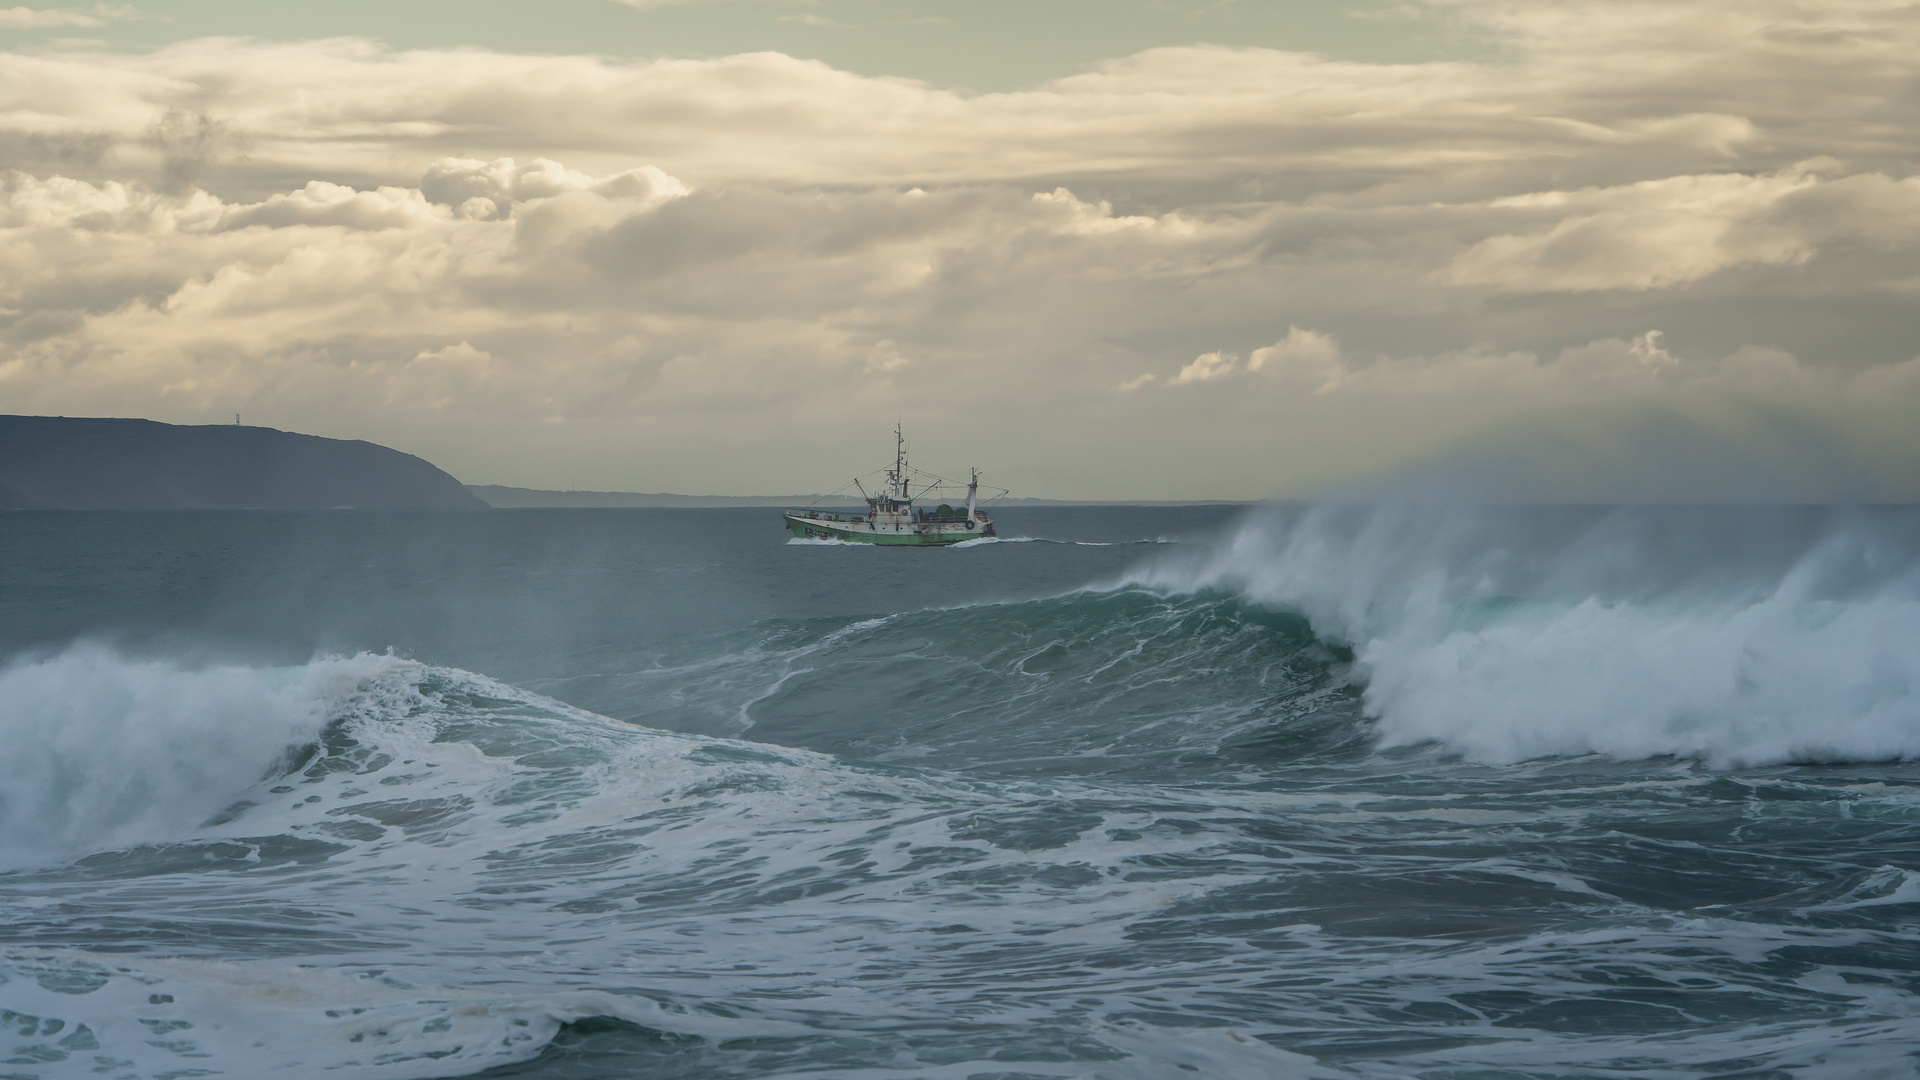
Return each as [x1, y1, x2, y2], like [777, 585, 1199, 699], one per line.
[1173, 351, 1236, 383]
[1173, 329, 1341, 387]
[0, 5, 134, 29]
[3, 151, 1910, 500]
[1248, 328, 1340, 384]
[862, 339, 909, 373]
[212, 181, 433, 231]
[144, 108, 249, 195]
[0, 1, 1905, 199]
[2, 1, 1919, 498]
[419, 156, 684, 220]
[1442, 164, 1835, 292]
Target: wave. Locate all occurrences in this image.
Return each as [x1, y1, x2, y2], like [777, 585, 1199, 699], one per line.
[0, 649, 1380, 1077]
[951, 534, 1042, 546]
[0, 651, 951, 1074]
[0, 947, 716, 1080]
[586, 588, 1353, 778]
[1124, 503, 1920, 767]
[0, 648, 405, 871]
[6, 641, 1920, 1079]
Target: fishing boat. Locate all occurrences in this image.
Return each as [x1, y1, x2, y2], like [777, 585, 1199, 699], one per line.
[783, 426, 998, 546]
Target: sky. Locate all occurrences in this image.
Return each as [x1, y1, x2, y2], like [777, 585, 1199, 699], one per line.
[1, 0, 1917, 500]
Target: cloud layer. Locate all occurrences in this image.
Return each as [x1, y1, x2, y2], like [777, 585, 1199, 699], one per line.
[1, 0, 1917, 498]
[0, 5, 132, 30]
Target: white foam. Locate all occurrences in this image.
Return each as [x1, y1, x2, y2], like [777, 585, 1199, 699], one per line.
[1811, 866, 1920, 911]
[0, 647, 415, 871]
[1128, 503, 1920, 766]
[0, 947, 779, 1080]
[950, 535, 1042, 547]
[1362, 589, 1920, 766]
[7, 632, 1918, 1078]
[0, 654, 1442, 1077]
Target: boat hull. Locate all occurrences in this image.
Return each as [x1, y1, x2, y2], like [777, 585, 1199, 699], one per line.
[784, 511, 992, 546]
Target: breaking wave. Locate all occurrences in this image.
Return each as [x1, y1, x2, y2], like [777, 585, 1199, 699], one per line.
[1125, 502, 1920, 766]
[0, 648, 399, 871]
[6, 504, 1920, 1079]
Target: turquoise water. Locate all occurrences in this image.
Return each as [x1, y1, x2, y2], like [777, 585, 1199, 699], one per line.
[2, 505, 1918, 1079]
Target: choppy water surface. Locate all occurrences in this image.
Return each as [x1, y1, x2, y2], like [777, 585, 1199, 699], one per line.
[2, 505, 1918, 1079]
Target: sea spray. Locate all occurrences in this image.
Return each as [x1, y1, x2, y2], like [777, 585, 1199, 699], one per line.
[8, 646, 1918, 1079]
[1125, 502, 1920, 765]
[4, 506, 1920, 1080]
[0, 648, 414, 870]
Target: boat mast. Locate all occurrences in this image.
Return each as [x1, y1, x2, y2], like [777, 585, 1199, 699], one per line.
[966, 468, 979, 524]
[894, 422, 908, 501]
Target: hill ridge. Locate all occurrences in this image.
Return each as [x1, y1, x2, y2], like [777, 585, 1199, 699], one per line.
[0, 416, 484, 510]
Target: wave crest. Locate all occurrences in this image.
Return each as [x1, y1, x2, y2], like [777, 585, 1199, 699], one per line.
[0, 648, 418, 870]
[1127, 503, 1920, 766]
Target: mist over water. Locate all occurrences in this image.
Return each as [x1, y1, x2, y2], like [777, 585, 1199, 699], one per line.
[2, 505, 1918, 1079]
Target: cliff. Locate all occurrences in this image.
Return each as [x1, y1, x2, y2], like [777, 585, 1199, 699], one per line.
[0, 416, 485, 510]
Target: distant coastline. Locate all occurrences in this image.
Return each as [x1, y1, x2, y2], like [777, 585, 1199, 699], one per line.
[0, 416, 484, 510]
[0, 414, 1251, 511]
[469, 485, 1249, 509]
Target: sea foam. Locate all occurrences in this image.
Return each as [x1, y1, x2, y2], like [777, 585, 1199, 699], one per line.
[0, 648, 411, 871]
[1127, 503, 1920, 766]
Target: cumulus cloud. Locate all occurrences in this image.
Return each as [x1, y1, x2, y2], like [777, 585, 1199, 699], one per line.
[217, 181, 440, 231]
[1171, 329, 1343, 389]
[1, 0, 1918, 498]
[419, 157, 684, 220]
[1248, 328, 1340, 379]
[1173, 351, 1236, 383]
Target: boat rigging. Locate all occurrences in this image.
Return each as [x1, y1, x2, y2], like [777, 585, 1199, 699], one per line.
[782, 425, 1005, 546]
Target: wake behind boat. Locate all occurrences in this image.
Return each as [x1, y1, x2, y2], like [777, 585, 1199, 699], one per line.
[784, 426, 999, 546]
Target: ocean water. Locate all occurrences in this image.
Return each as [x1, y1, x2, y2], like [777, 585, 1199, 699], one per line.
[2, 503, 1918, 1080]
